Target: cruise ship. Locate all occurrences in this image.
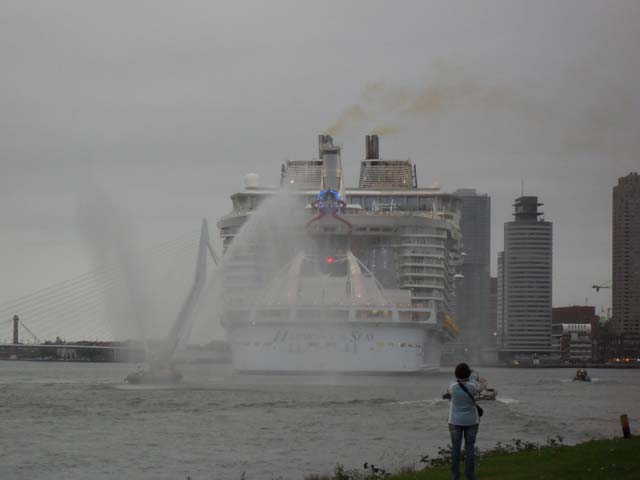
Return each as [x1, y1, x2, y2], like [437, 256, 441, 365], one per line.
[217, 135, 462, 373]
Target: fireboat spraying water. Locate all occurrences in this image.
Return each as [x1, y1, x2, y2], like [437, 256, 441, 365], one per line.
[125, 219, 212, 385]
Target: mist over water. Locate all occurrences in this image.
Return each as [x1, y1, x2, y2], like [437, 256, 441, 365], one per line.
[75, 187, 199, 343]
[214, 190, 311, 304]
[219, 190, 308, 273]
[77, 188, 152, 340]
[182, 190, 310, 346]
[65, 186, 307, 347]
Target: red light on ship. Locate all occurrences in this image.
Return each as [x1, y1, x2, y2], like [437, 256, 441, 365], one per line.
[326, 256, 334, 264]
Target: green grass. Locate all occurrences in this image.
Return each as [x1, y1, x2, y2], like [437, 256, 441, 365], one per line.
[305, 436, 640, 480]
[390, 436, 640, 480]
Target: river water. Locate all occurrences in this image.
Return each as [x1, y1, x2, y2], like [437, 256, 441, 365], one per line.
[1, 361, 639, 480]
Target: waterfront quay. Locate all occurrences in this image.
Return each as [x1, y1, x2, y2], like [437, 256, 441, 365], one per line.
[0, 341, 146, 362]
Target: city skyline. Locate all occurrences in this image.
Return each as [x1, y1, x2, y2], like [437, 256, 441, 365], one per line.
[2, 1, 639, 340]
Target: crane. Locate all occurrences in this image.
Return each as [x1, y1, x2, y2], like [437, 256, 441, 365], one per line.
[592, 280, 612, 292]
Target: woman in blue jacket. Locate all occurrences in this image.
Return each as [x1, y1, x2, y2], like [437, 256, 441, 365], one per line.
[446, 362, 481, 480]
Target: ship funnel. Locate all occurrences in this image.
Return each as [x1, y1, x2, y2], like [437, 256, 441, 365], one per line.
[365, 135, 379, 160]
[318, 134, 342, 194]
[318, 134, 334, 158]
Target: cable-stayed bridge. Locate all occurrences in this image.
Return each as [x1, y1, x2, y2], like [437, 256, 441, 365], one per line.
[0, 229, 204, 348]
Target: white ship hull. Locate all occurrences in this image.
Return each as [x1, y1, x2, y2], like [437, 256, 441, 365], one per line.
[227, 323, 441, 374]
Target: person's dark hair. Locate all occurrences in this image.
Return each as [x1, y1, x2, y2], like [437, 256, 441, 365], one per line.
[455, 362, 471, 380]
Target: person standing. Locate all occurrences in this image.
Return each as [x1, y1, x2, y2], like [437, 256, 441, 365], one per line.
[445, 362, 481, 480]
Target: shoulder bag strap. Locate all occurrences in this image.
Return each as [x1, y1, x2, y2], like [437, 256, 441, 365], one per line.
[457, 380, 478, 405]
[457, 380, 483, 417]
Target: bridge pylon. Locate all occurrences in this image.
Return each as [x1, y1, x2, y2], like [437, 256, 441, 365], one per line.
[12, 315, 19, 345]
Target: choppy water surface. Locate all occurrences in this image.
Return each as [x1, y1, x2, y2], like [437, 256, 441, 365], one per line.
[1, 362, 639, 480]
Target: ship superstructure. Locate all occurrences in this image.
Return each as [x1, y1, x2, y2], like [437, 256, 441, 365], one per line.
[217, 135, 462, 373]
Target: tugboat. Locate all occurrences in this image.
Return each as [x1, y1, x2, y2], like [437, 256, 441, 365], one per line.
[442, 375, 497, 401]
[124, 220, 212, 385]
[125, 364, 183, 385]
[477, 377, 497, 400]
[573, 368, 591, 382]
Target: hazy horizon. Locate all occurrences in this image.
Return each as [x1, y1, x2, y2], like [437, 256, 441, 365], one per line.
[3, 0, 639, 338]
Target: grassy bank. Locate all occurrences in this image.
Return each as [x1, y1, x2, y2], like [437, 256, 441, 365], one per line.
[307, 436, 640, 480]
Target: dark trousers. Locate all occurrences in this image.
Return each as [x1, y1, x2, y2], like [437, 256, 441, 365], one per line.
[449, 423, 479, 480]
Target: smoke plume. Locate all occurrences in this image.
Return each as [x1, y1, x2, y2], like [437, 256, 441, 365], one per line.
[370, 124, 402, 136]
[326, 59, 639, 166]
[326, 105, 368, 136]
[326, 60, 521, 136]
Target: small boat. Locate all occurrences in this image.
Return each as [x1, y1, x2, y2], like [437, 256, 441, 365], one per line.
[441, 377, 497, 401]
[573, 368, 591, 382]
[125, 366, 182, 385]
[476, 377, 497, 401]
[477, 387, 497, 401]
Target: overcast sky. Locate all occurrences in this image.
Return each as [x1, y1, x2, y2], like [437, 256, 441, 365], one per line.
[2, 1, 639, 337]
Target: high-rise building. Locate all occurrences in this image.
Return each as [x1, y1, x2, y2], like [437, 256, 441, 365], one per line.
[489, 276, 498, 338]
[498, 196, 553, 358]
[612, 172, 640, 335]
[453, 189, 491, 357]
[497, 252, 505, 348]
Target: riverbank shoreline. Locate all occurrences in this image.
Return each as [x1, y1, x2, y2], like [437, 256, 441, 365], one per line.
[306, 436, 640, 480]
[473, 363, 640, 369]
[2, 356, 638, 371]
